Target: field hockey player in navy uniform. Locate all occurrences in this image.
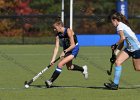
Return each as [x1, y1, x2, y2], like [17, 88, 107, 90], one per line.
[45, 18, 88, 88]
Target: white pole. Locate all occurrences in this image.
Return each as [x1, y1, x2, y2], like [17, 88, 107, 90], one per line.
[70, 0, 73, 29]
[61, 0, 64, 23]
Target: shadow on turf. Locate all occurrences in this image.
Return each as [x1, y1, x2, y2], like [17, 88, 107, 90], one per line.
[30, 84, 140, 90]
[119, 87, 140, 90]
[30, 85, 106, 89]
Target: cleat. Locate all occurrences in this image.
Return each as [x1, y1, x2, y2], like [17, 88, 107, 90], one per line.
[45, 80, 52, 88]
[82, 65, 88, 79]
[104, 82, 119, 90]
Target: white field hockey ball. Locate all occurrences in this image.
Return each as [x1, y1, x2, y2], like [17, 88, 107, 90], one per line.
[25, 84, 29, 88]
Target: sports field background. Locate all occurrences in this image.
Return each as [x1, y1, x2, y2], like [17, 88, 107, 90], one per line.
[0, 45, 140, 100]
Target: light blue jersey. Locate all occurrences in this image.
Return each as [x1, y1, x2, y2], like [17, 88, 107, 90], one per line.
[117, 22, 140, 52]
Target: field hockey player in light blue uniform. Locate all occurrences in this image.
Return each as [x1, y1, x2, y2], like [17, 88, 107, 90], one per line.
[104, 12, 140, 90]
[45, 18, 88, 88]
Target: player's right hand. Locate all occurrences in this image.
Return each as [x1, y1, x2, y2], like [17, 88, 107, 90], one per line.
[50, 59, 55, 65]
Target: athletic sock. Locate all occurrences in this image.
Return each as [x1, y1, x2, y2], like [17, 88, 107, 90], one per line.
[71, 64, 84, 72]
[49, 67, 62, 82]
[113, 66, 122, 85]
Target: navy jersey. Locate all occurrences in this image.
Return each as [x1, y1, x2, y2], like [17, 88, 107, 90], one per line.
[57, 28, 78, 50]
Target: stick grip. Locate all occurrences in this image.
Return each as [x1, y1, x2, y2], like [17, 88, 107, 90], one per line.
[48, 57, 60, 68]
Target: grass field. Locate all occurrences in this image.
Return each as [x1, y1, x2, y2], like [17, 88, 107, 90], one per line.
[0, 45, 140, 100]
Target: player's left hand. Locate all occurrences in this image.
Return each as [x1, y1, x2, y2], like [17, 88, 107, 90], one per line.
[60, 51, 65, 58]
[111, 43, 118, 50]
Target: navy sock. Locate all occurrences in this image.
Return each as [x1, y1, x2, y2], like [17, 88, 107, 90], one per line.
[49, 67, 62, 82]
[71, 64, 84, 72]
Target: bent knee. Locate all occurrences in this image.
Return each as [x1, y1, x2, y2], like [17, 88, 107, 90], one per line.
[115, 59, 122, 66]
[66, 65, 74, 70]
[134, 66, 140, 71]
[58, 63, 64, 68]
[135, 69, 140, 71]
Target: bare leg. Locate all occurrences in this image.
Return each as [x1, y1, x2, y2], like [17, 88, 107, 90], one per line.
[115, 51, 129, 66]
[47, 55, 74, 83]
[132, 59, 140, 71]
[114, 51, 129, 85]
[58, 55, 74, 68]
[104, 51, 129, 90]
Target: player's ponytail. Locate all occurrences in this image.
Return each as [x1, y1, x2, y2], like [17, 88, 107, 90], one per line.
[111, 12, 130, 26]
[120, 13, 130, 26]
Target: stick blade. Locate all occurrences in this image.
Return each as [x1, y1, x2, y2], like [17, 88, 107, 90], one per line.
[107, 70, 111, 75]
[24, 81, 28, 85]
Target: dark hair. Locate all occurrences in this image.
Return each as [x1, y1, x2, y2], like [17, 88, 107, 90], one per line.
[53, 16, 64, 27]
[111, 12, 129, 26]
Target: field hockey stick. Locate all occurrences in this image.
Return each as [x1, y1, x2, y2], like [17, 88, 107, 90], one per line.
[24, 57, 60, 88]
[107, 50, 116, 75]
[107, 42, 124, 75]
[107, 60, 114, 75]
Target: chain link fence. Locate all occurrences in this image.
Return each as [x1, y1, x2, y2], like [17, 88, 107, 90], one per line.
[0, 14, 57, 44]
[0, 0, 140, 44]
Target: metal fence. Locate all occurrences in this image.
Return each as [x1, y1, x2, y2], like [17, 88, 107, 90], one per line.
[0, 14, 57, 44]
[0, 14, 140, 44]
[0, 0, 140, 44]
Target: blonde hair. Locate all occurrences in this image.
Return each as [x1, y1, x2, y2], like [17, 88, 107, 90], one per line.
[53, 17, 64, 27]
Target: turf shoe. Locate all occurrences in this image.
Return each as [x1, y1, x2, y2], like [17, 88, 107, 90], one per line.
[45, 80, 52, 88]
[104, 82, 119, 90]
[82, 65, 88, 79]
